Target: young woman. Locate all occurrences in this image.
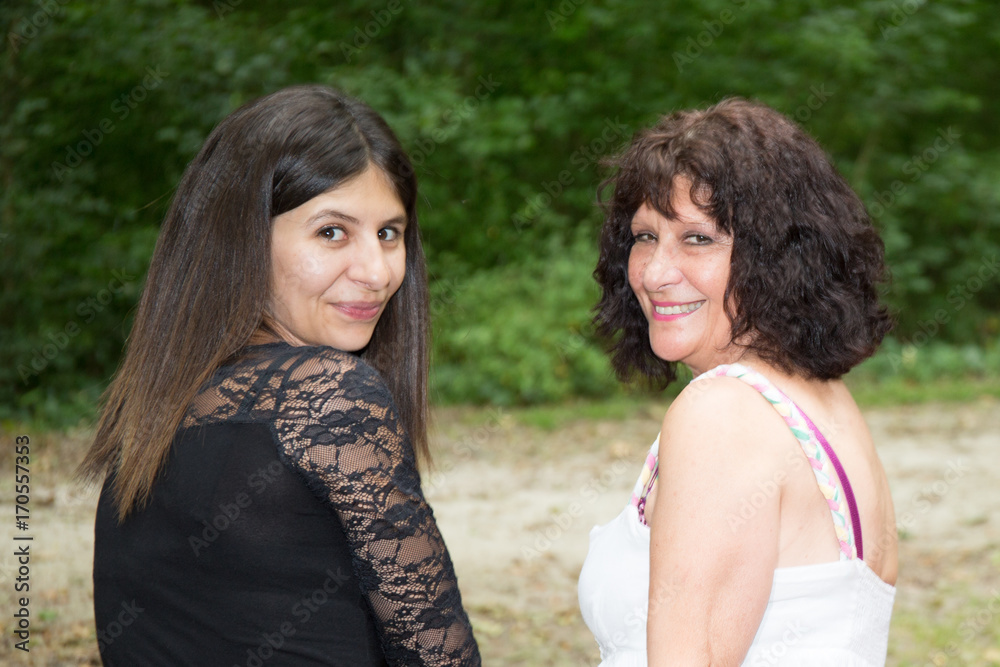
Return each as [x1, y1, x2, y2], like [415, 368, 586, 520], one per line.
[579, 98, 897, 666]
[80, 85, 481, 666]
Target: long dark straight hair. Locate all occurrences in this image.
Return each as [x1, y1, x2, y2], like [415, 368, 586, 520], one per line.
[80, 85, 430, 521]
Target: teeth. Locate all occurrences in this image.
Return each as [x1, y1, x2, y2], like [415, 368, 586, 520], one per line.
[654, 301, 704, 316]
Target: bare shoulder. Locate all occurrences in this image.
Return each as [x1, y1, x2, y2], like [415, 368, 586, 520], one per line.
[656, 375, 797, 496]
[663, 375, 787, 448]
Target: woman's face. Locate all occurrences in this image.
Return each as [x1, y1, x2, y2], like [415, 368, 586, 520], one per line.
[268, 166, 407, 352]
[627, 180, 735, 375]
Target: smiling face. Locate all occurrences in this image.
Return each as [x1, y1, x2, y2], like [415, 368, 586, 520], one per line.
[267, 166, 407, 352]
[627, 180, 736, 375]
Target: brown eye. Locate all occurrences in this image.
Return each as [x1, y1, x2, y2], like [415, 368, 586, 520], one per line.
[379, 227, 401, 242]
[319, 226, 346, 241]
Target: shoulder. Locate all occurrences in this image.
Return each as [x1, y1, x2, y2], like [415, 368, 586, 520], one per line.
[665, 373, 776, 435]
[269, 346, 408, 454]
[245, 343, 395, 421]
[659, 373, 792, 477]
[272, 344, 388, 394]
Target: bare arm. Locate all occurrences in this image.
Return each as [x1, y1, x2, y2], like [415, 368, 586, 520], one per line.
[647, 377, 788, 666]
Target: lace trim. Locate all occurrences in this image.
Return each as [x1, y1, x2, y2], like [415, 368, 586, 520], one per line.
[184, 342, 481, 665]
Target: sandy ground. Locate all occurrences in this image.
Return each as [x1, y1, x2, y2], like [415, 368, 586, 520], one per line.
[1, 396, 999, 665]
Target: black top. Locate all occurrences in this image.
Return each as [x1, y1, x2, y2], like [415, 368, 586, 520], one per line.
[93, 343, 481, 666]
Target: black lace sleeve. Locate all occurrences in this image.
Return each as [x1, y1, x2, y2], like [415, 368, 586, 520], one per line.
[271, 348, 481, 667]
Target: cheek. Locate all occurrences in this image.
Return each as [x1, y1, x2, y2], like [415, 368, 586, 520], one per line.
[627, 247, 645, 293]
[276, 253, 310, 291]
[707, 259, 731, 298]
[388, 247, 407, 295]
[273, 246, 333, 301]
[268, 245, 296, 304]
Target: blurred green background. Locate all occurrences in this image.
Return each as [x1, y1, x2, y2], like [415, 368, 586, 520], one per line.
[2, 0, 999, 426]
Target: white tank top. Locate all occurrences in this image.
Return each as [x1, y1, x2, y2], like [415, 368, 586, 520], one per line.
[577, 364, 896, 666]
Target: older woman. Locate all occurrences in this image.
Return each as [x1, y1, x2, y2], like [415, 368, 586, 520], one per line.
[80, 85, 480, 666]
[578, 98, 897, 666]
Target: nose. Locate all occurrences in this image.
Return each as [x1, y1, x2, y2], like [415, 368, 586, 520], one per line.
[642, 241, 683, 292]
[347, 235, 392, 290]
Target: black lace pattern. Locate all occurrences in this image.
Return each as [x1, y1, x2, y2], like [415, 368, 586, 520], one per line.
[183, 342, 481, 666]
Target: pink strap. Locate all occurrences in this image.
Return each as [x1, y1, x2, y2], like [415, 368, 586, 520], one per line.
[798, 409, 864, 559]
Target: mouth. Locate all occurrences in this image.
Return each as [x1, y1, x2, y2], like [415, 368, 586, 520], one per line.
[651, 300, 705, 320]
[334, 301, 383, 321]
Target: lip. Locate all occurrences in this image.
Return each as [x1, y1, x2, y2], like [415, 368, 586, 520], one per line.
[649, 299, 705, 321]
[334, 301, 383, 321]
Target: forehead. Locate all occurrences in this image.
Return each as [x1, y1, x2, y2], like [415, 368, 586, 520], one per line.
[630, 176, 717, 225]
[315, 168, 404, 214]
[630, 198, 716, 229]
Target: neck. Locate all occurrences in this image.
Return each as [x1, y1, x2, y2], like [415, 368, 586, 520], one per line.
[247, 327, 282, 346]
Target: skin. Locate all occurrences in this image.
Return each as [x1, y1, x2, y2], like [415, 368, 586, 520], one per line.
[265, 166, 407, 352]
[628, 179, 898, 665]
[627, 187, 734, 377]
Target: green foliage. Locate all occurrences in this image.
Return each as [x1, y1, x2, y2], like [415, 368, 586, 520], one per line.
[430, 235, 618, 405]
[847, 337, 1000, 406]
[2, 0, 998, 425]
[857, 337, 1000, 385]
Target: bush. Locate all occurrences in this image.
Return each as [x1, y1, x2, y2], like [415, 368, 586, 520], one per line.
[430, 235, 618, 405]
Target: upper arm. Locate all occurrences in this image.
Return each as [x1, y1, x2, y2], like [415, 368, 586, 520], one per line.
[647, 377, 788, 666]
[274, 350, 480, 666]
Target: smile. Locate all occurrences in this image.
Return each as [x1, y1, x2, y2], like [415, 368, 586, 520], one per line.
[653, 301, 705, 316]
[335, 302, 382, 321]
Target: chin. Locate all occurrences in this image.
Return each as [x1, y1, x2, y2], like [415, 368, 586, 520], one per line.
[649, 340, 689, 364]
[331, 332, 376, 353]
[322, 339, 366, 353]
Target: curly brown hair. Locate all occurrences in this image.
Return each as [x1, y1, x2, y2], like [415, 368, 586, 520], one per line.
[594, 97, 892, 386]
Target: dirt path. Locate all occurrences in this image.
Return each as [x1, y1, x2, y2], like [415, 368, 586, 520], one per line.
[2, 398, 999, 665]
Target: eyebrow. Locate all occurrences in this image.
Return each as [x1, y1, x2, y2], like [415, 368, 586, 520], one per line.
[308, 209, 408, 228]
[630, 212, 715, 228]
